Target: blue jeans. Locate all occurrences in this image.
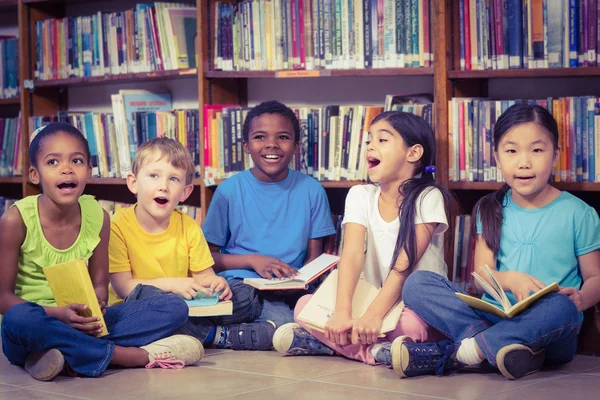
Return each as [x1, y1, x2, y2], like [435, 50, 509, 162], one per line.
[403, 271, 580, 366]
[125, 280, 262, 343]
[1, 296, 188, 377]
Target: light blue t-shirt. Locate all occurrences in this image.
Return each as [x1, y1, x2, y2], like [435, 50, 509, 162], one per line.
[477, 191, 600, 310]
[203, 169, 337, 280]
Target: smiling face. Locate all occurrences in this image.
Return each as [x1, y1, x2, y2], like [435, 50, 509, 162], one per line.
[243, 113, 298, 182]
[127, 153, 193, 232]
[29, 132, 91, 206]
[365, 119, 421, 186]
[495, 121, 560, 206]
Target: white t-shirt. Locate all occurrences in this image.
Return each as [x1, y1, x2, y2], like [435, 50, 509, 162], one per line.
[342, 184, 448, 288]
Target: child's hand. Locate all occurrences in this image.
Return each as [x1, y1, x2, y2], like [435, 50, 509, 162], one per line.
[250, 255, 298, 280]
[99, 301, 107, 316]
[324, 312, 353, 346]
[558, 287, 584, 312]
[504, 271, 546, 302]
[57, 304, 104, 336]
[207, 276, 232, 301]
[168, 277, 212, 300]
[351, 314, 383, 345]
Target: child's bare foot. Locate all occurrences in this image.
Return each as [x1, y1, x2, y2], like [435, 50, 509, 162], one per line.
[141, 334, 204, 369]
[24, 349, 65, 381]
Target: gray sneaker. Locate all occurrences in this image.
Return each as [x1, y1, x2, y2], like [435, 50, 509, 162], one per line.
[141, 334, 204, 368]
[273, 323, 335, 356]
[24, 349, 65, 381]
[496, 344, 545, 380]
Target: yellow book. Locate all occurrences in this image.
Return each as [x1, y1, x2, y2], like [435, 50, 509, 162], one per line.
[43, 259, 109, 337]
[456, 264, 559, 319]
[297, 269, 405, 337]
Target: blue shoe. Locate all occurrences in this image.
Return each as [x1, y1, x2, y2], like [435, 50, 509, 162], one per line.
[391, 336, 464, 378]
[273, 323, 335, 356]
[227, 321, 276, 351]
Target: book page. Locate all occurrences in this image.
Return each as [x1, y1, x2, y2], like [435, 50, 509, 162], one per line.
[482, 264, 512, 310]
[246, 253, 340, 286]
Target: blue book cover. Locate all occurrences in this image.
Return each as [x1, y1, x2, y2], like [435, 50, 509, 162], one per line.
[507, 0, 523, 68]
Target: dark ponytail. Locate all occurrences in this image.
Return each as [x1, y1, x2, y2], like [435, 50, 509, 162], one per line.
[371, 111, 451, 274]
[475, 104, 559, 255]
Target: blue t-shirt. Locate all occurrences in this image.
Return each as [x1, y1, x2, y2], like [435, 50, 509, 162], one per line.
[203, 169, 337, 280]
[477, 191, 600, 310]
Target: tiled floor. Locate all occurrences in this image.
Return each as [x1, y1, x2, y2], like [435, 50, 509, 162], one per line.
[1, 347, 599, 400]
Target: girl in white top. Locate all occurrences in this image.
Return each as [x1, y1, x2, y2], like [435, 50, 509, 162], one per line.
[273, 111, 450, 366]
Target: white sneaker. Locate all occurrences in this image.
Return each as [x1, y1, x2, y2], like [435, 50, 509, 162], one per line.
[141, 335, 204, 369]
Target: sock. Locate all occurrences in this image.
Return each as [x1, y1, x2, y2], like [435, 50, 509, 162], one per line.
[205, 325, 216, 344]
[212, 326, 231, 349]
[456, 338, 484, 366]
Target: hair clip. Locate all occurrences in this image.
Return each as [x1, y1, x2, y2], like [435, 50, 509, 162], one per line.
[424, 166, 436, 173]
[30, 125, 46, 144]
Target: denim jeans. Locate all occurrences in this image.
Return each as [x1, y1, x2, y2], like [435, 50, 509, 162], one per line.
[1, 295, 188, 377]
[402, 271, 581, 366]
[251, 281, 318, 328]
[125, 280, 262, 343]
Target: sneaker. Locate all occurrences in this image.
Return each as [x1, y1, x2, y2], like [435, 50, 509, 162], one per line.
[496, 344, 545, 380]
[228, 321, 277, 351]
[24, 349, 65, 381]
[391, 336, 464, 378]
[273, 323, 335, 356]
[141, 334, 204, 369]
[371, 342, 392, 365]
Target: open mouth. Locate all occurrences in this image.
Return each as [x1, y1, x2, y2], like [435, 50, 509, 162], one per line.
[154, 197, 169, 206]
[261, 154, 282, 162]
[515, 176, 535, 182]
[367, 157, 381, 169]
[57, 182, 77, 190]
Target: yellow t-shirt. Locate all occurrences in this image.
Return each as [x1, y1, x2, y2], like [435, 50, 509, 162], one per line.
[108, 205, 214, 304]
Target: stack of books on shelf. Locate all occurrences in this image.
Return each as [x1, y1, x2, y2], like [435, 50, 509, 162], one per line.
[98, 200, 202, 225]
[448, 97, 600, 183]
[452, 214, 477, 295]
[204, 94, 433, 182]
[458, 0, 600, 71]
[0, 37, 18, 99]
[0, 115, 22, 177]
[323, 213, 344, 255]
[213, 0, 432, 71]
[34, 2, 197, 81]
[29, 91, 200, 179]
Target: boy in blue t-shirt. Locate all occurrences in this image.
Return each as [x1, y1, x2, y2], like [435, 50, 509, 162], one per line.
[203, 100, 336, 349]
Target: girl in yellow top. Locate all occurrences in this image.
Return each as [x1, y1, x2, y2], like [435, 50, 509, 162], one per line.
[0, 123, 203, 381]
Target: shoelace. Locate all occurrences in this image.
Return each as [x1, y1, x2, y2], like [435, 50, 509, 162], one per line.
[145, 353, 185, 370]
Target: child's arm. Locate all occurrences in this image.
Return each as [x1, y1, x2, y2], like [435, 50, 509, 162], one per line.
[303, 238, 324, 265]
[559, 250, 600, 312]
[473, 235, 545, 302]
[110, 272, 211, 300]
[87, 210, 110, 307]
[351, 222, 438, 345]
[323, 222, 366, 345]
[209, 244, 298, 279]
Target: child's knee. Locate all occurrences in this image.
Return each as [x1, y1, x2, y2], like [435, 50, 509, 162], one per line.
[403, 270, 437, 304]
[160, 296, 189, 328]
[2, 302, 43, 331]
[546, 293, 580, 326]
[293, 294, 313, 320]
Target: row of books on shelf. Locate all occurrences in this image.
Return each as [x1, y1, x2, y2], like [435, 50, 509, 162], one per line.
[34, 2, 197, 81]
[460, 0, 600, 71]
[30, 90, 200, 179]
[452, 214, 477, 295]
[0, 197, 17, 218]
[0, 115, 22, 177]
[0, 37, 19, 99]
[448, 97, 600, 183]
[204, 94, 433, 181]
[98, 200, 203, 225]
[213, 0, 433, 71]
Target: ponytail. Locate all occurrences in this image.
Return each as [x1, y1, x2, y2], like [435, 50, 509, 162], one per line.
[473, 183, 510, 255]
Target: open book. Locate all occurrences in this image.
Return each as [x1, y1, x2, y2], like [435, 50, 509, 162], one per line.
[43, 259, 109, 336]
[456, 264, 559, 319]
[296, 269, 404, 336]
[243, 253, 340, 290]
[185, 292, 233, 317]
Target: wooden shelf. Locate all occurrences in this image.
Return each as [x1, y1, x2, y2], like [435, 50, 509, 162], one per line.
[0, 0, 18, 9]
[0, 97, 20, 106]
[0, 176, 22, 184]
[86, 177, 203, 186]
[205, 68, 434, 79]
[33, 68, 197, 88]
[449, 67, 600, 79]
[449, 182, 600, 192]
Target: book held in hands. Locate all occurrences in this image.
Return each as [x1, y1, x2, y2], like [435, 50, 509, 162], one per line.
[43, 258, 109, 336]
[243, 253, 341, 290]
[185, 292, 233, 317]
[455, 264, 559, 319]
[296, 269, 405, 336]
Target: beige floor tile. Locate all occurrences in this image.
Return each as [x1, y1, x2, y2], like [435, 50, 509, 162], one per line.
[200, 349, 368, 379]
[545, 355, 600, 373]
[218, 380, 438, 400]
[204, 348, 233, 357]
[582, 366, 600, 375]
[35, 365, 295, 400]
[315, 366, 563, 400]
[0, 354, 76, 388]
[484, 374, 600, 400]
[0, 389, 89, 400]
[0, 383, 21, 394]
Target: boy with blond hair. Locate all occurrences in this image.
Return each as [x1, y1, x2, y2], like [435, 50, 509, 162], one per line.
[109, 138, 275, 350]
